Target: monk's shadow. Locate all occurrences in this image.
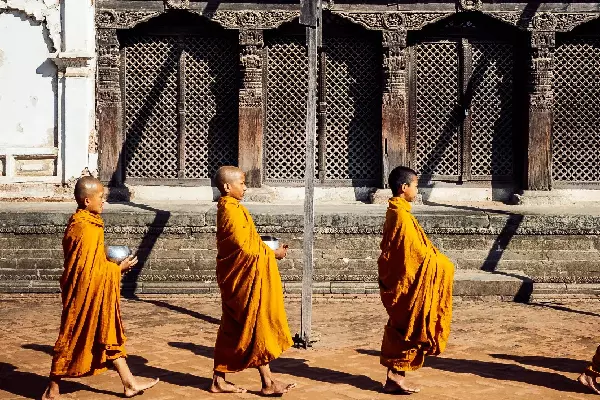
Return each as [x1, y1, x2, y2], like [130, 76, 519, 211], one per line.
[356, 349, 589, 394]
[21, 344, 212, 392]
[0, 361, 116, 399]
[135, 298, 221, 325]
[490, 354, 588, 375]
[169, 342, 383, 392]
[127, 355, 212, 390]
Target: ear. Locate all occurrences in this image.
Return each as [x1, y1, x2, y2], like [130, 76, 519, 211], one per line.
[223, 182, 231, 193]
[84, 197, 91, 206]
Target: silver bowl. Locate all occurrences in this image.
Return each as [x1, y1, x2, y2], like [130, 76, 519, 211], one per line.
[106, 245, 132, 264]
[260, 235, 279, 251]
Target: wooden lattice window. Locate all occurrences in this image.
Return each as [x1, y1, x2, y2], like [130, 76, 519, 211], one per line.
[553, 35, 600, 183]
[121, 16, 238, 184]
[409, 15, 517, 182]
[263, 16, 382, 186]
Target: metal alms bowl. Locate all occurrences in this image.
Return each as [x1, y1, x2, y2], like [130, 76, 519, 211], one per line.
[106, 245, 132, 264]
[260, 235, 280, 251]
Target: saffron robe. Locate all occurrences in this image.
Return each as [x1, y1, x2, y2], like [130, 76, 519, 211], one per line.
[378, 197, 454, 371]
[586, 346, 600, 377]
[213, 196, 293, 373]
[50, 209, 126, 378]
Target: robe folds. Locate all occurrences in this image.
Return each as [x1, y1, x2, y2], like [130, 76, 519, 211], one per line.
[378, 197, 454, 372]
[213, 196, 293, 373]
[50, 209, 126, 378]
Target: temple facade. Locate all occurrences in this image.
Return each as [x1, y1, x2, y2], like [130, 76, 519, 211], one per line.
[3, 1, 600, 202]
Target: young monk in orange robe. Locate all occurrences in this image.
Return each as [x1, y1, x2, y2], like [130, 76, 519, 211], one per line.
[210, 166, 296, 396]
[377, 166, 454, 394]
[42, 176, 158, 400]
[579, 347, 600, 394]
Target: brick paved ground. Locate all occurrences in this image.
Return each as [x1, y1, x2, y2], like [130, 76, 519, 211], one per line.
[2, 295, 600, 399]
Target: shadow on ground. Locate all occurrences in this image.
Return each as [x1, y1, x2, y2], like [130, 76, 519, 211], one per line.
[20, 343, 212, 393]
[169, 342, 382, 392]
[356, 349, 589, 394]
[0, 362, 116, 399]
[529, 302, 600, 318]
[136, 298, 221, 325]
[490, 354, 588, 374]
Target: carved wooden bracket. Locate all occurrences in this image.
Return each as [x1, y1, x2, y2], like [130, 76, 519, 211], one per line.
[332, 10, 600, 33]
[95, 6, 600, 34]
[457, 0, 482, 12]
[239, 29, 264, 109]
[96, 8, 299, 30]
[164, 0, 190, 11]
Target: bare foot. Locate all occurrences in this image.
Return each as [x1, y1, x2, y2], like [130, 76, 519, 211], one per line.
[209, 378, 247, 394]
[124, 377, 159, 398]
[260, 381, 297, 397]
[41, 381, 60, 400]
[579, 372, 600, 395]
[384, 370, 420, 394]
[41, 387, 59, 400]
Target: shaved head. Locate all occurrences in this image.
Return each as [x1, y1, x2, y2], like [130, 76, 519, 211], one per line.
[215, 166, 244, 193]
[74, 176, 103, 207]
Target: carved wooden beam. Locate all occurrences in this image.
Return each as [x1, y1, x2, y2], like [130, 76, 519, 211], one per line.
[381, 28, 408, 188]
[526, 23, 555, 191]
[96, 28, 124, 185]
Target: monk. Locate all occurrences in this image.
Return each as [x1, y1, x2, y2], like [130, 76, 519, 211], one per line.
[377, 166, 454, 394]
[210, 166, 296, 396]
[579, 348, 600, 394]
[42, 176, 159, 399]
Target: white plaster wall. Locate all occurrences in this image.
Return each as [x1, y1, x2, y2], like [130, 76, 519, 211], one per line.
[0, 11, 56, 149]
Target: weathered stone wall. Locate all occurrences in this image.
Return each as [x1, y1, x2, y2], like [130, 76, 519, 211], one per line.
[0, 1, 59, 183]
[2, 205, 600, 294]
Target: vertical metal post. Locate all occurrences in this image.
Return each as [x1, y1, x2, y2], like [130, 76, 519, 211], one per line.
[298, 0, 321, 349]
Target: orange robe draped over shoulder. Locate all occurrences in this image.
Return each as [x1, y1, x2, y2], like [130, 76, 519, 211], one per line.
[50, 209, 126, 378]
[378, 197, 454, 371]
[213, 196, 293, 373]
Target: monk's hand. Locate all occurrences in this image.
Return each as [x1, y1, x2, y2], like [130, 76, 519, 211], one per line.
[274, 244, 288, 260]
[119, 255, 138, 273]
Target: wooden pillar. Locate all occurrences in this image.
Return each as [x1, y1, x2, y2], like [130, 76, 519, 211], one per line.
[97, 28, 124, 186]
[238, 29, 264, 188]
[381, 29, 409, 188]
[526, 29, 555, 190]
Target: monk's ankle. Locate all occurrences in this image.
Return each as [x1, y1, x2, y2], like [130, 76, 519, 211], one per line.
[387, 369, 405, 381]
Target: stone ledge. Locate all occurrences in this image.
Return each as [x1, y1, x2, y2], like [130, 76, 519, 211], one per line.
[2, 202, 600, 234]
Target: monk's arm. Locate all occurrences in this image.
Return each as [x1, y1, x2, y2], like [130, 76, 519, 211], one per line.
[220, 204, 274, 258]
[395, 211, 433, 265]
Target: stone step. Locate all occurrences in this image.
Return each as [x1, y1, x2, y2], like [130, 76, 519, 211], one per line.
[0, 270, 535, 300]
[453, 270, 532, 301]
[530, 282, 600, 300]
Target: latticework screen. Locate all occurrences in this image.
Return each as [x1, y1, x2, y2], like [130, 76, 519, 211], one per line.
[123, 34, 238, 181]
[184, 37, 238, 179]
[325, 37, 381, 182]
[124, 35, 180, 179]
[264, 34, 309, 182]
[553, 38, 600, 182]
[414, 41, 461, 177]
[470, 42, 514, 178]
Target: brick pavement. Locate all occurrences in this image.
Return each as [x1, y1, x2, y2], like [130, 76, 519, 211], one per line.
[2, 295, 600, 399]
